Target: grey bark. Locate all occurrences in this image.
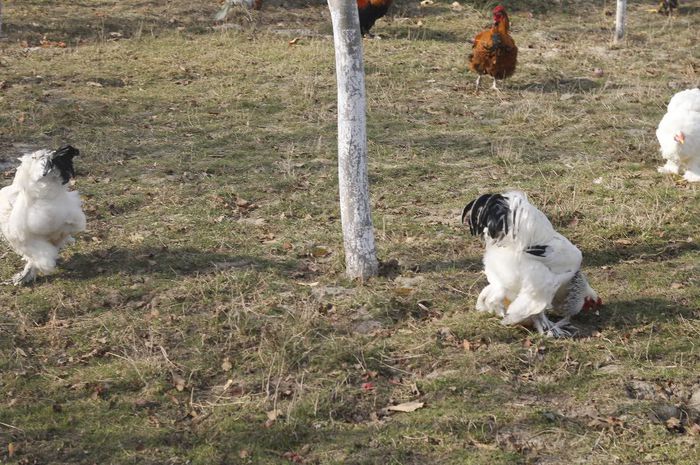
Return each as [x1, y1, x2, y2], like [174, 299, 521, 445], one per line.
[327, 0, 379, 279]
[614, 0, 626, 43]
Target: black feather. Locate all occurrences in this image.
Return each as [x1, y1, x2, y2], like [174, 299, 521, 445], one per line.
[525, 245, 548, 257]
[47, 145, 79, 184]
[462, 193, 510, 239]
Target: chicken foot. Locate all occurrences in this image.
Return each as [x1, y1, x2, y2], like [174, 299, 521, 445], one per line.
[474, 75, 501, 91]
[6, 263, 37, 286]
[532, 313, 576, 338]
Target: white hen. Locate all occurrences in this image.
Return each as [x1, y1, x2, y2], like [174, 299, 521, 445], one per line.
[0, 146, 86, 285]
[656, 88, 700, 182]
[462, 191, 601, 337]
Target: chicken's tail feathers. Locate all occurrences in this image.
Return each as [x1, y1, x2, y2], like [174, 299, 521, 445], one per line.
[462, 193, 510, 239]
[50, 145, 79, 184]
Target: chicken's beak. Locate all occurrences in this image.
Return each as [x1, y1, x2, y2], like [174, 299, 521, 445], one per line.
[674, 132, 685, 144]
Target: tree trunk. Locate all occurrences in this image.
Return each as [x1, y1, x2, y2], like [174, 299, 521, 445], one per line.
[614, 0, 626, 43]
[327, 0, 378, 279]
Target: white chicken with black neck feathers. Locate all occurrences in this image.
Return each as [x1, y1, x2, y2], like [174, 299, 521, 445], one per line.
[0, 146, 86, 285]
[656, 88, 700, 182]
[462, 191, 601, 337]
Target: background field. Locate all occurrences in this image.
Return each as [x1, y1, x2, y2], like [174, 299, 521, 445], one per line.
[0, 0, 699, 464]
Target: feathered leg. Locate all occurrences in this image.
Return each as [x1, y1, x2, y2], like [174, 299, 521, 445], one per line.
[682, 162, 700, 182]
[10, 262, 37, 286]
[476, 284, 506, 317]
[658, 160, 680, 174]
[546, 316, 578, 337]
[475, 75, 482, 91]
[6, 240, 60, 286]
[491, 77, 499, 90]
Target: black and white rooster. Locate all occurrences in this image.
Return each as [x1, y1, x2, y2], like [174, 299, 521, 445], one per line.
[0, 146, 86, 285]
[462, 191, 601, 337]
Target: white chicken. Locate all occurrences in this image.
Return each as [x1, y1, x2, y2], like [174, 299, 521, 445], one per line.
[462, 191, 601, 337]
[0, 146, 86, 285]
[656, 88, 700, 182]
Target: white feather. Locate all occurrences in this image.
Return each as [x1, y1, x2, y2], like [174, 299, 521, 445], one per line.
[656, 88, 700, 182]
[0, 149, 86, 284]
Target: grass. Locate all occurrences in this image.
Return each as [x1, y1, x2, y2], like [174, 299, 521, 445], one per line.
[0, 0, 699, 463]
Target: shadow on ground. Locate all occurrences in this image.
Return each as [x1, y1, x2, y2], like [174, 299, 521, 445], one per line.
[63, 246, 299, 279]
[583, 240, 699, 267]
[580, 297, 698, 333]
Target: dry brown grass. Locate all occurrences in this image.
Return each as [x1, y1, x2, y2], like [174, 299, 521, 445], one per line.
[0, 0, 698, 464]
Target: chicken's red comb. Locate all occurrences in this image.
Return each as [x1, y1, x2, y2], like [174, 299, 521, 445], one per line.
[493, 5, 506, 13]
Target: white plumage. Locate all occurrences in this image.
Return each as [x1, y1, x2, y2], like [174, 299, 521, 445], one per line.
[462, 191, 600, 337]
[0, 146, 86, 285]
[656, 88, 700, 182]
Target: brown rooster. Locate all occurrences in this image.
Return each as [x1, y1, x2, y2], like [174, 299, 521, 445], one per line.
[657, 0, 678, 14]
[468, 5, 518, 91]
[357, 0, 393, 36]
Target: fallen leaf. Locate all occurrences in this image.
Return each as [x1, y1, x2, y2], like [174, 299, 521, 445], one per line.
[614, 238, 632, 246]
[288, 37, 301, 46]
[688, 423, 700, 436]
[282, 451, 304, 463]
[239, 449, 250, 458]
[8, 442, 15, 458]
[462, 339, 472, 351]
[666, 416, 683, 432]
[588, 415, 624, 429]
[40, 37, 67, 48]
[393, 287, 414, 296]
[468, 438, 497, 450]
[387, 401, 424, 413]
[222, 358, 232, 371]
[670, 282, 684, 289]
[267, 409, 283, 421]
[361, 382, 375, 392]
[129, 232, 145, 243]
[310, 246, 331, 258]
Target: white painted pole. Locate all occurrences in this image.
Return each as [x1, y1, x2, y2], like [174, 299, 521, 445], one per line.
[614, 0, 626, 43]
[327, 0, 379, 279]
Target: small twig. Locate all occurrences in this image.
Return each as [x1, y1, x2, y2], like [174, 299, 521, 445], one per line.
[159, 345, 179, 369]
[0, 421, 23, 432]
